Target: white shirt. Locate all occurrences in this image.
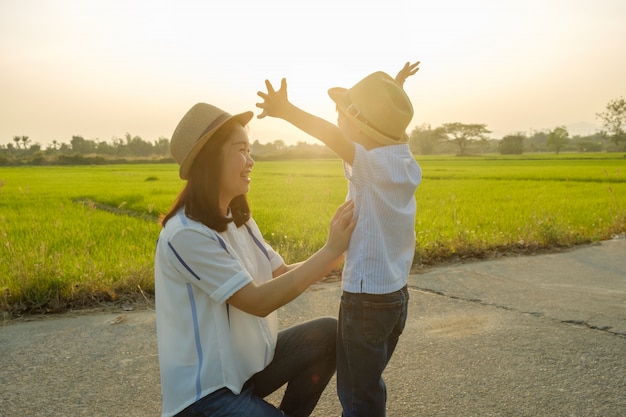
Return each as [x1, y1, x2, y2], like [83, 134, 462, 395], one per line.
[342, 143, 422, 294]
[154, 210, 284, 417]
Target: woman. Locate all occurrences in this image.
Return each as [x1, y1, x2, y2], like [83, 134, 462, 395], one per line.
[155, 103, 357, 417]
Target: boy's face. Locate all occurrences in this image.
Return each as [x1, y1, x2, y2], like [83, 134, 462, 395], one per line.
[337, 110, 380, 149]
[337, 111, 359, 139]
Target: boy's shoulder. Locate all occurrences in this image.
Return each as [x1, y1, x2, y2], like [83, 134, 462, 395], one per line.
[363, 141, 413, 157]
[354, 143, 420, 178]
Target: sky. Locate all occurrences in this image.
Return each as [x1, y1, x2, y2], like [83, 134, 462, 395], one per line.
[1, 0, 625, 148]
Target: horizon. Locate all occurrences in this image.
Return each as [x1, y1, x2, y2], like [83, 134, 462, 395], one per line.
[0, 120, 606, 149]
[1, 0, 624, 148]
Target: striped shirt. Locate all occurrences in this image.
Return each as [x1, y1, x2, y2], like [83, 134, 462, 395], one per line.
[342, 143, 421, 294]
[154, 210, 284, 417]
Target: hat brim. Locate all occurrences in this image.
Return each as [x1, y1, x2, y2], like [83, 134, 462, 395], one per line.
[179, 110, 254, 179]
[328, 87, 408, 146]
[328, 87, 347, 111]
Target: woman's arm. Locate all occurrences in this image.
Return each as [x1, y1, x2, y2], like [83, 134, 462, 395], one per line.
[227, 200, 355, 317]
[272, 261, 300, 278]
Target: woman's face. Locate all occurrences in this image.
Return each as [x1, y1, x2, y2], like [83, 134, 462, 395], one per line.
[219, 124, 254, 211]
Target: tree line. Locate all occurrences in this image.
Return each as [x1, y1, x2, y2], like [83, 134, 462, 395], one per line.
[2, 97, 624, 165]
[0, 133, 337, 166]
[409, 123, 609, 155]
[410, 97, 626, 155]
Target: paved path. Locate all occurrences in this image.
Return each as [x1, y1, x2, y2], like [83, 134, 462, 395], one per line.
[1, 238, 625, 417]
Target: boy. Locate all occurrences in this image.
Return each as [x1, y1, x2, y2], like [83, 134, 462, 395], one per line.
[256, 62, 421, 417]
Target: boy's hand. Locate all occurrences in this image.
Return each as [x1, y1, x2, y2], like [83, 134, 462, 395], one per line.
[395, 61, 420, 87]
[256, 78, 290, 119]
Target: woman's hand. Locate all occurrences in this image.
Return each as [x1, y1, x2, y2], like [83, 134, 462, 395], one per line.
[256, 78, 291, 119]
[228, 199, 357, 317]
[325, 199, 357, 256]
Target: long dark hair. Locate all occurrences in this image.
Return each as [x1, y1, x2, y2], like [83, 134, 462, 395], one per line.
[160, 120, 251, 231]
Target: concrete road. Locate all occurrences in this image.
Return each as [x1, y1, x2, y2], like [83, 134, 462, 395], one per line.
[1, 238, 624, 416]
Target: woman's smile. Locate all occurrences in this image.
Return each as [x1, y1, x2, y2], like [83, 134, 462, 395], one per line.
[219, 124, 255, 211]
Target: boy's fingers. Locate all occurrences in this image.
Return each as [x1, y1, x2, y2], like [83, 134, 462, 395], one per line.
[255, 103, 267, 118]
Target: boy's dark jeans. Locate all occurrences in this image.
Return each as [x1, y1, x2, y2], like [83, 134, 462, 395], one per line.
[337, 286, 409, 417]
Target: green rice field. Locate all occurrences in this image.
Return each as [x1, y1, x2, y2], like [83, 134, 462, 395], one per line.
[1, 153, 625, 314]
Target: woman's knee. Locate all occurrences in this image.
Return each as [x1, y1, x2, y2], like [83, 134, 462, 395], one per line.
[311, 316, 338, 350]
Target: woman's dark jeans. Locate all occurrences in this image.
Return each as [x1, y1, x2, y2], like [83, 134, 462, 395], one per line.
[176, 316, 337, 417]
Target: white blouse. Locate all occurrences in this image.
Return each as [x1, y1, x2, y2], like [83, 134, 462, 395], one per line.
[154, 210, 284, 417]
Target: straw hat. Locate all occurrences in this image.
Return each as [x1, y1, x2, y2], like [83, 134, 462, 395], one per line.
[328, 71, 413, 145]
[170, 103, 253, 179]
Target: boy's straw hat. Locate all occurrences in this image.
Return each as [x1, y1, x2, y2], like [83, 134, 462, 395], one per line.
[328, 71, 413, 145]
[170, 103, 253, 179]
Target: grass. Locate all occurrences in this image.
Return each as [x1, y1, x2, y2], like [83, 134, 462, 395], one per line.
[1, 153, 625, 315]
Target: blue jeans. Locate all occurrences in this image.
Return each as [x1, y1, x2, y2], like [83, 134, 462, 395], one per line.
[337, 286, 409, 417]
[176, 317, 337, 417]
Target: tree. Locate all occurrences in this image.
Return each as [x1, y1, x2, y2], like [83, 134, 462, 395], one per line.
[499, 134, 525, 155]
[95, 141, 115, 155]
[71, 135, 89, 153]
[13, 135, 29, 149]
[441, 123, 491, 155]
[546, 126, 570, 154]
[526, 130, 549, 152]
[153, 137, 170, 156]
[575, 140, 602, 152]
[125, 133, 153, 157]
[596, 97, 626, 149]
[273, 140, 286, 150]
[409, 123, 446, 155]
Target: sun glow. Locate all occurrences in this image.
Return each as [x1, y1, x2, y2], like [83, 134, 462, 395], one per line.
[1, 0, 625, 147]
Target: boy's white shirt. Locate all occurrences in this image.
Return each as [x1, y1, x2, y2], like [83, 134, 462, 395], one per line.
[154, 210, 284, 417]
[342, 142, 422, 294]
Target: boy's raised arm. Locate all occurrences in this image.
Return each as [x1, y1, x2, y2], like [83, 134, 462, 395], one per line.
[394, 61, 420, 87]
[256, 78, 355, 165]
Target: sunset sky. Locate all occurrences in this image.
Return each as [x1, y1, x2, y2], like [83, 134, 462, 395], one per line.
[1, 0, 625, 148]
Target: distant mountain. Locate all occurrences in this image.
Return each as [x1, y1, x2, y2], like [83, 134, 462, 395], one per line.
[564, 122, 602, 137]
[490, 122, 602, 139]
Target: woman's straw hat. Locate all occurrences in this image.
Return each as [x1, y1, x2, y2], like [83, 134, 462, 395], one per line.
[328, 71, 413, 145]
[170, 103, 253, 179]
